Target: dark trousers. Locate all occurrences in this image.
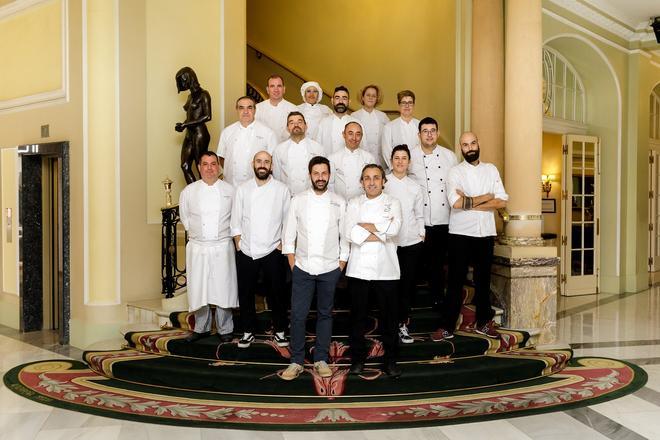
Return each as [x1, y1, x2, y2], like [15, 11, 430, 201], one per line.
[348, 277, 399, 363]
[397, 241, 423, 324]
[423, 224, 449, 305]
[441, 234, 495, 331]
[289, 266, 341, 365]
[237, 248, 287, 334]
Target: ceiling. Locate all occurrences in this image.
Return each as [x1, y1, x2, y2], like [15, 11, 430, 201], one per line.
[584, 0, 660, 30]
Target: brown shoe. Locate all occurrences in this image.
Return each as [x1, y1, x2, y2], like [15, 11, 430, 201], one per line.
[475, 320, 499, 339]
[430, 328, 454, 342]
[281, 363, 304, 381]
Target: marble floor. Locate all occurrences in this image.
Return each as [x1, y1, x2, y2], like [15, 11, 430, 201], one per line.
[2, 287, 660, 440]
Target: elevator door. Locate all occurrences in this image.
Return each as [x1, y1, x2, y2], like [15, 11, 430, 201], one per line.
[41, 156, 63, 332]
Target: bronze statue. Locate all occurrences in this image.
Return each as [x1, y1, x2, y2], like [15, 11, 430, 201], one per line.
[175, 67, 212, 184]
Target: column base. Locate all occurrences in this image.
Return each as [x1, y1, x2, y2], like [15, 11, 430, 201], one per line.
[491, 244, 559, 344]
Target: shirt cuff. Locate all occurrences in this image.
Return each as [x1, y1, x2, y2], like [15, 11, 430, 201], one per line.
[350, 225, 371, 244]
[281, 244, 295, 255]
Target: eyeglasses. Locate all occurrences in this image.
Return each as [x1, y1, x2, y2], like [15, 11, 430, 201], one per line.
[421, 129, 437, 135]
[399, 101, 414, 106]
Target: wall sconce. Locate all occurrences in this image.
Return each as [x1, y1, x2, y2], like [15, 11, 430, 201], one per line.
[541, 174, 554, 198]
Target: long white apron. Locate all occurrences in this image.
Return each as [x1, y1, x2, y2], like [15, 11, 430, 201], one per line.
[186, 239, 239, 312]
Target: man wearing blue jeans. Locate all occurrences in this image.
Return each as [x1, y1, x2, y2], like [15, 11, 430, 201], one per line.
[280, 156, 349, 380]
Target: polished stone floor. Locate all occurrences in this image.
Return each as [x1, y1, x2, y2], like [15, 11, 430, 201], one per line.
[1, 287, 660, 439]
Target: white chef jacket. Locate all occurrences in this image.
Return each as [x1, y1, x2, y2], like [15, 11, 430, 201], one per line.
[256, 99, 299, 142]
[351, 108, 390, 168]
[297, 102, 332, 140]
[345, 193, 402, 281]
[272, 137, 326, 195]
[230, 177, 290, 260]
[409, 145, 459, 226]
[384, 174, 425, 247]
[447, 160, 509, 238]
[381, 117, 421, 170]
[216, 120, 278, 187]
[178, 179, 238, 311]
[316, 114, 360, 157]
[282, 189, 350, 275]
[328, 147, 376, 201]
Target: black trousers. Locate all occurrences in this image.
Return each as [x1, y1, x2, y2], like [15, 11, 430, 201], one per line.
[396, 241, 423, 324]
[236, 248, 287, 334]
[423, 224, 449, 305]
[440, 234, 495, 331]
[348, 277, 399, 363]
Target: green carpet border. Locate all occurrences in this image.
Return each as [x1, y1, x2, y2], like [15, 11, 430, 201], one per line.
[2, 357, 648, 431]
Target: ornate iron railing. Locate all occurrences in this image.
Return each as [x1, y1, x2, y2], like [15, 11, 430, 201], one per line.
[161, 205, 187, 298]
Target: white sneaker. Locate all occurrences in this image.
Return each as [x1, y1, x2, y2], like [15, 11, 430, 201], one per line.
[399, 324, 414, 344]
[281, 363, 304, 381]
[314, 360, 332, 378]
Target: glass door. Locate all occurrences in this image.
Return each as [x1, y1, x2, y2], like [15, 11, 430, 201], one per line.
[561, 135, 600, 296]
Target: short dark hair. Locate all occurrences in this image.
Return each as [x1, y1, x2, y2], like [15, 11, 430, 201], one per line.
[360, 163, 386, 181]
[397, 90, 415, 104]
[334, 85, 349, 96]
[391, 144, 411, 160]
[267, 74, 284, 85]
[308, 156, 330, 174]
[418, 116, 438, 132]
[199, 150, 219, 162]
[235, 95, 256, 107]
[287, 111, 306, 124]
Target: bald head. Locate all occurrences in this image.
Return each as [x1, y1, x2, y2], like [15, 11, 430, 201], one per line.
[459, 132, 480, 164]
[343, 121, 363, 151]
[252, 151, 272, 181]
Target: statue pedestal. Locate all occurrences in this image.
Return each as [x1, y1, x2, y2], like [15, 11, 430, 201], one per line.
[490, 244, 559, 344]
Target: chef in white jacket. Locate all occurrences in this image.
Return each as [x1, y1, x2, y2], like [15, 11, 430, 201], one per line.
[255, 75, 299, 142]
[231, 151, 291, 349]
[345, 164, 402, 377]
[272, 111, 325, 195]
[217, 96, 278, 187]
[328, 121, 376, 200]
[279, 156, 349, 381]
[381, 90, 420, 170]
[178, 151, 238, 343]
[384, 145, 425, 345]
[408, 116, 458, 310]
[297, 81, 332, 140]
[316, 85, 359, 156]
[351, 85, 390, 168]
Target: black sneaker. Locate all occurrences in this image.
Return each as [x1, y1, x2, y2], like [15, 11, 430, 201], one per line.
[217, 333, 233, 343]
[184, 331, 208, 343]
[237, 332, 255, 348]
[399, 324, 414, 344]
[273, 332, 289, 347]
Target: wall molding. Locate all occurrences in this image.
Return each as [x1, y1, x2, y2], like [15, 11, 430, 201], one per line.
[0, 0, 69, 114]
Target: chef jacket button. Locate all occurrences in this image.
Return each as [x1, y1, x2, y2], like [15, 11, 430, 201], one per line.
[441, 190, 443, 192]
[424, 204, 428, 206]
[428, 191, 431, 194]
[427, 178, 430, 180]
[442, 203, 445, 206]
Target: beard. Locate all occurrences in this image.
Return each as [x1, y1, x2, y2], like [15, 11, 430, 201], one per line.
[254, 167, 271, 180]
[463, 149, 480, 163]
[333, 103, 347, 113]
[312, 178, 328, 191]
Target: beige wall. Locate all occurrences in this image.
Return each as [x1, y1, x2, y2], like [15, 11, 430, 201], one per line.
[246, 0, 457, 147]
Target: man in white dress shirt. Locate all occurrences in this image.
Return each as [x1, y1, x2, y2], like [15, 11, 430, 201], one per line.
[409, 117, 458, 311]
[345, 164, 402, 377]
[316, 85, 359, 156]
[217, 96, 278, 187]
[178, 151, 238, 343]
[231, 151, 291, 348]
[280, 156, 349, 380]
[297, 81, 332, 140]
[272, 111, 325, 195]
[381, 90, 421, 170]
[329, 121, 376, 200]
[256, 75, 299, 142]
[351, 85, 390, 168]
[384, 145, 425, 344]
[431, 132, 508, 342]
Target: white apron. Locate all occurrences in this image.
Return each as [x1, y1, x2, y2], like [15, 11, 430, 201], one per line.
[186, 238, 239, 311]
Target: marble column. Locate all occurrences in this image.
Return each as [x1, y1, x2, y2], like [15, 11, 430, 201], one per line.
[470, 0, 504, 173]
[490, 0, 559, 343]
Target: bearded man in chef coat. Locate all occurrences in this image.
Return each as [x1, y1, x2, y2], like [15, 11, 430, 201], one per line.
[345, 164, 403, 377]
[178, 151, 238, 343]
